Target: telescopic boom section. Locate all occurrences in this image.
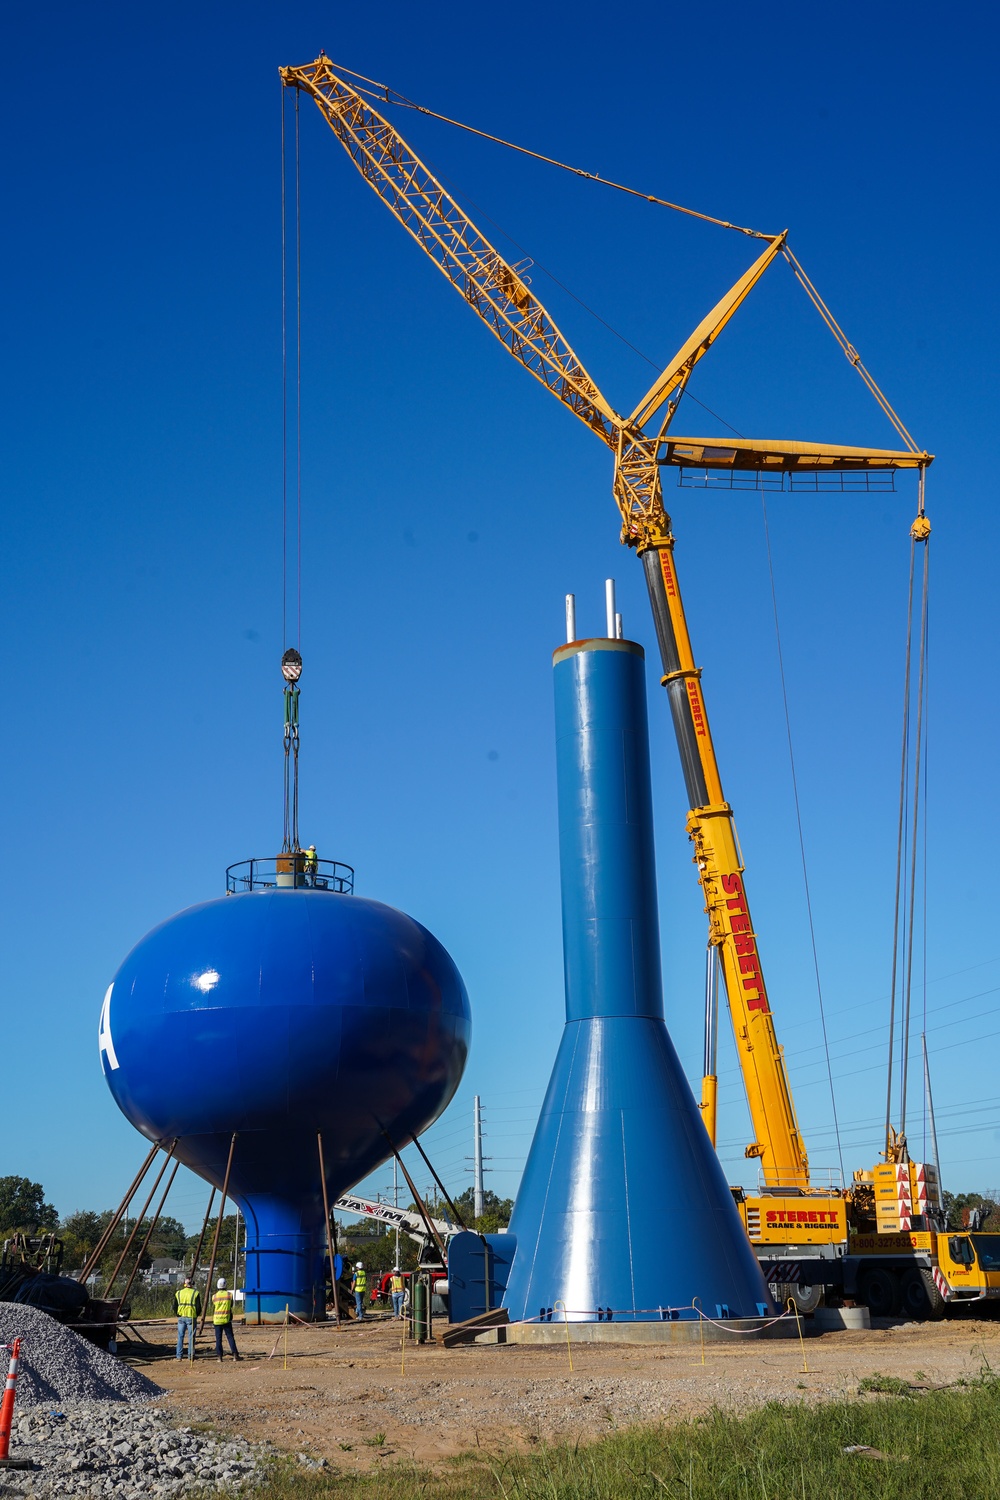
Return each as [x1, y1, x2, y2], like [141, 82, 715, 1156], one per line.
[640, 542, 809, 1185]
[283, 56, 930, 1192]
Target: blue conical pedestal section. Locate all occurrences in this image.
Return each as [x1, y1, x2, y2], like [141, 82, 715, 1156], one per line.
[503, 638, 772, 1323]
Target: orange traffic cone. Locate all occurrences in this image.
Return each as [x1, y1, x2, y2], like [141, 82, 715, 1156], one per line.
[0, 1339, 32, 1471]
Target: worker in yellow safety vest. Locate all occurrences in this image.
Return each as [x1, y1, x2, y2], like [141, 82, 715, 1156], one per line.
[175, 1278, 201, 1360]
[351, 1262, 367, 1320]
[390, 1268, 405, 1319]
[212, 1277, 242, 1361]
[304, 845, 318, 886]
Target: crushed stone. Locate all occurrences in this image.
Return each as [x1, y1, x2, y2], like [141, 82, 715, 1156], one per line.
[2, 1402, 265, 1497]
[0, 1303, 161, 1409]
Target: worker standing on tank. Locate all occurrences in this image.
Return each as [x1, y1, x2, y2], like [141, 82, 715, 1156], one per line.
[351, 1261, 367, 1319]
[390, 1267, 405, 1319]
[212, 1277, 242, 1361]
[304, 845, 318, 886]
[175, 1277, 201, 1360]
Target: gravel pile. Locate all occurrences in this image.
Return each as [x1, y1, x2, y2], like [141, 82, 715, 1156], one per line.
[3, 1403, 262, 1496]
[0, 1304, 160, 1409]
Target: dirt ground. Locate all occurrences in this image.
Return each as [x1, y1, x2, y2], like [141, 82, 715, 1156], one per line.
[131, 1312, 1000, 1473]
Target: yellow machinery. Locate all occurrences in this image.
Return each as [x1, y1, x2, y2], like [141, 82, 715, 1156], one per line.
[280, 57, 942, 1281]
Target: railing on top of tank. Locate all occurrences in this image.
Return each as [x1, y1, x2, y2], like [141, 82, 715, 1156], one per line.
[225, 856, 354, 895]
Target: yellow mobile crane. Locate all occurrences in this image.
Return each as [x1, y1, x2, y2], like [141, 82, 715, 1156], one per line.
[279, 57, 934, 1281]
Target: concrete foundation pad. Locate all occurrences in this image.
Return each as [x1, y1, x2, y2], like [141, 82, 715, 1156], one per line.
[476, 1317, 795, 1346]
[812, 1306, 871, 1331]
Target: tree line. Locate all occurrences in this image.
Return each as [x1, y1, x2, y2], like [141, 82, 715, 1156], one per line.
[8, 1174, 995, 1263]
[0, 1176, 240, 1279]
[1, 1175, 517, 1285]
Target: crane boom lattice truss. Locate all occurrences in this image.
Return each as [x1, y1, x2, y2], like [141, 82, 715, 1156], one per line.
[282, 55, 932, 1193]
[291, 65, 617, 446]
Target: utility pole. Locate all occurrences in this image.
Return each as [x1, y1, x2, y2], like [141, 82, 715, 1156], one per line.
[473, 1095, 484, 1220]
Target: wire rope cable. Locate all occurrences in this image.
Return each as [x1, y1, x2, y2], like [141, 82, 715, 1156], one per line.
[780, 247, 920, 456]
[326, 61, 774, 241]
[295, 89, 303, 654]
[921, 628, 931, 1162]
[280, 84, 288, 650]
[884, 533, 916, 1151]
[760, 495, 844, 1185]
[884, 471, 931, 1152]
[311, 60, 925, 459]
[423, 155, 745, 438]
[279, 86, 305, 853]
[280, 83, 302, 657]
[280, 85, 292, 853]
[899, 517, 930, 1137]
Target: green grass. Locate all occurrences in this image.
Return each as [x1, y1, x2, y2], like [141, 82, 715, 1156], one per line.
[856, 1374, 913, 1397]
[249, 1377, 1000, 1498]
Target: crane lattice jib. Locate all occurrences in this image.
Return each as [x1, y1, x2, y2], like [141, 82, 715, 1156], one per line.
[281, 59, 619, 450]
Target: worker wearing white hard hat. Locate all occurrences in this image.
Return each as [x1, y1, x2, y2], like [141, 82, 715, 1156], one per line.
[211, 1277, 241, 1361]
[351, 1261, 368, 1320]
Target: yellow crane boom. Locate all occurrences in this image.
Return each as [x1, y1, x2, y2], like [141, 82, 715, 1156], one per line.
[282, 55, 931, 1193]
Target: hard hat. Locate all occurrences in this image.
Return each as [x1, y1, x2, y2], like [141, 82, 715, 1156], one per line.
[308, 845, 316, 852]
[356, 1261, 363, 1269]
[217, 1278, 226, 1289]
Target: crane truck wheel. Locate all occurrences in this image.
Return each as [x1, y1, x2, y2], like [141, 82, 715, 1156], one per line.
[859, 1268, 902, 1318]
[771, 1281, 823, 1315]
[900, 1267, 946, 1321]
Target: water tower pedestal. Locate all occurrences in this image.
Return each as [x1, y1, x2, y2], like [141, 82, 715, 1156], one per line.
[502, 637, 772, 1325]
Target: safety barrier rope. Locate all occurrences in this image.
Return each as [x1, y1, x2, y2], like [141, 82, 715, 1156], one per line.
[521, 1304, 797, 1332]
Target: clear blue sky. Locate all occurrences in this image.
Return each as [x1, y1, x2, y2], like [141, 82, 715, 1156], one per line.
[3, 1, 998, 1232]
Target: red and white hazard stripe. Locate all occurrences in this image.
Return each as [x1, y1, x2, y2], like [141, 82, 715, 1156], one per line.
[932, 1267, 952, 1302]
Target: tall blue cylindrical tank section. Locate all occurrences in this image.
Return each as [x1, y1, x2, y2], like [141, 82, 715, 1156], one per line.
[102, 888, 470, 1322]
[502, 636, 772, 1322]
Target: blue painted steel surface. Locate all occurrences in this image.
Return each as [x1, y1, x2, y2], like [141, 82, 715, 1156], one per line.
[101, 890, 470, 1321]
[503, 638, 771, 1323]
[447, 1232, 517, 1324]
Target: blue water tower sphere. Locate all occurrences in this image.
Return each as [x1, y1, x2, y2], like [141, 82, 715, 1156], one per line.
[100, 880, 470, 1321]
